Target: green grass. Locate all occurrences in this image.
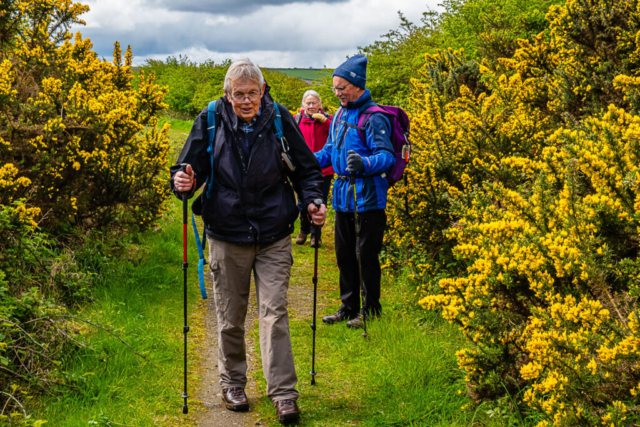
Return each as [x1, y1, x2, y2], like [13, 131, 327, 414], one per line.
[267, 68, 333, 81]
[31, 197, 201, 426]
[159, 117, 194, 134]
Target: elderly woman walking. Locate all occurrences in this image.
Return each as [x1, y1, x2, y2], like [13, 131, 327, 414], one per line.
[295, 90, 334, 247]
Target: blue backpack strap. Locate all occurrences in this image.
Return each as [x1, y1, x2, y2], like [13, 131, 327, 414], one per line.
[273, 103, 296, 172]
[273, 102, 284, 139]
[206, 100, 217, 199]
[191, 213, 208, 299]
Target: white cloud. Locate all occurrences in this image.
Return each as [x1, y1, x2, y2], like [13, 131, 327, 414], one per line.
[73, 0, 442, 67]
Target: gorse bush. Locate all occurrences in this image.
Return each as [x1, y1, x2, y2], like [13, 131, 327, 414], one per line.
[0, 10, 171, 230]
[0, 0, 170, 419]
[386, 0, 640, 424]
[439, 0, 564, 61]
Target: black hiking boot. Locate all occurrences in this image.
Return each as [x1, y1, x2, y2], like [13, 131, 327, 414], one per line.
[322, 308, 354, 324]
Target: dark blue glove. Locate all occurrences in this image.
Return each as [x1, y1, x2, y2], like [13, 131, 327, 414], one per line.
[346, 150, 364, 173]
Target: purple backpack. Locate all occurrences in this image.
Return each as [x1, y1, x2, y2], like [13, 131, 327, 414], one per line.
[337, 104, 411, 186]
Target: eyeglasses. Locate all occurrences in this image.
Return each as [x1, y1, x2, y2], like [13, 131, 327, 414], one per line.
[230, 91, 261, 103]
[330, 83, 352, 94]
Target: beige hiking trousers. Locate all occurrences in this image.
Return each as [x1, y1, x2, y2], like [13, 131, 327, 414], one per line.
[207, 235, 299, 401]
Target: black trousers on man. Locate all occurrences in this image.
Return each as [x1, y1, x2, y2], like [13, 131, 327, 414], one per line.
[335, 209, 386, 317]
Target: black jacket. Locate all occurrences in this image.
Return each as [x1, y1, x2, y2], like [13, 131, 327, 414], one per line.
[170, 86, 323, 244]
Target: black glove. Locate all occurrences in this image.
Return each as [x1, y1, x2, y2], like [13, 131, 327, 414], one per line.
[346, 150, 364, 173]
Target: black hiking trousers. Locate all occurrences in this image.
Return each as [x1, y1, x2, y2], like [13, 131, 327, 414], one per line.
[335, 209, 386, 317]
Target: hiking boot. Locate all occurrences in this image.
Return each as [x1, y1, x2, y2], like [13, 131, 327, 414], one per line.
[221, 387, 249, 411]
[346, 315, 364, 329]
[347, 312, 378, 329]
[309, 237, 322, 248]
[295, 232, 308, 245]
[322, 309, 353, 324]
[274, 399, 300, 423]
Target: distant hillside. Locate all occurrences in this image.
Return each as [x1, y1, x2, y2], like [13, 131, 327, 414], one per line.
[267, 68, 333, 82]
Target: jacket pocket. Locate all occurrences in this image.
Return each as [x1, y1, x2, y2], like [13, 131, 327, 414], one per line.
[209, 259, 220, 289]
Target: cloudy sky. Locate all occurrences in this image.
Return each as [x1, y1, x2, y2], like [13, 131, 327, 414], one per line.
[72, 0, 442, 68]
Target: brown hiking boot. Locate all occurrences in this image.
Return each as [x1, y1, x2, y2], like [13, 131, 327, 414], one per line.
[295, 232, 308, 245]
[322, 308, 353, 324]
[274, 399, 300, 423]
[221, 387, 249, 411]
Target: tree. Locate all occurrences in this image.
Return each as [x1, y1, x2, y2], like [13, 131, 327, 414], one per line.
[359, 11, 441, 108]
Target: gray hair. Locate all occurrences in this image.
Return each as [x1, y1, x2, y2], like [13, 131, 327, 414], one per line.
[301, 90, 321, 107]
[224, 58, 264, 92]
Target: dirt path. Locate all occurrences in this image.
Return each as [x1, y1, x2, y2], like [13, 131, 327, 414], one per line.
[193, 286, 263, 427]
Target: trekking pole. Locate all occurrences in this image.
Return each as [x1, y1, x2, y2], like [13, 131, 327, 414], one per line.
[180, 163, 190, 414]
[310, 198, 323, 385]
[350, 173, 368, 338]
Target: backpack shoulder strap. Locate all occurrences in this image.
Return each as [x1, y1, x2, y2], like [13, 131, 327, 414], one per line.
[356, 105, 387, 143]
[205, 100, 218, 199]
[207, 100, 217, 146]
[295, 112, 302, 126]
[273, 103, 285, 140]
[273, 103, 297, 172]
[331, 107, 344, 146]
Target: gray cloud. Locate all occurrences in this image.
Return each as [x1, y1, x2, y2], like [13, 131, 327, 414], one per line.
[74, 0, 441, 67]
[150, 0, 348, 15]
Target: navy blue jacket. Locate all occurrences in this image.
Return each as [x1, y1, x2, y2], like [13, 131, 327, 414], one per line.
[315, 90, 395, 212]
[170, 86, 323, 244]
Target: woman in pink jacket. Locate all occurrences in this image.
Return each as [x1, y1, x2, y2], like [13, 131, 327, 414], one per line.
[295, 90, 334, 247]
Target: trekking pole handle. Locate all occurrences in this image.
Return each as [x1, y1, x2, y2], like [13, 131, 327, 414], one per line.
[311, 198, 323, 248]
[180, 163, 189, 221]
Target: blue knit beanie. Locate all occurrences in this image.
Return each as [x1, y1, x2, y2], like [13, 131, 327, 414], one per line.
[333, 54, 367, 89]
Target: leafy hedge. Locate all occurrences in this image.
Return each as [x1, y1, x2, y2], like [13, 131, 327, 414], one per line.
[141, 57, 327, 116]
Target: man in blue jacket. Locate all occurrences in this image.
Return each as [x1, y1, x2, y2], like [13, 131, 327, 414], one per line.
[315, 55, 395, 328]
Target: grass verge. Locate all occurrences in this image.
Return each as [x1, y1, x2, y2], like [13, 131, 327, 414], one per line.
[247, 218, 536, 426]
[30, 128, 202, 426]
[31, 197, 202, 426]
